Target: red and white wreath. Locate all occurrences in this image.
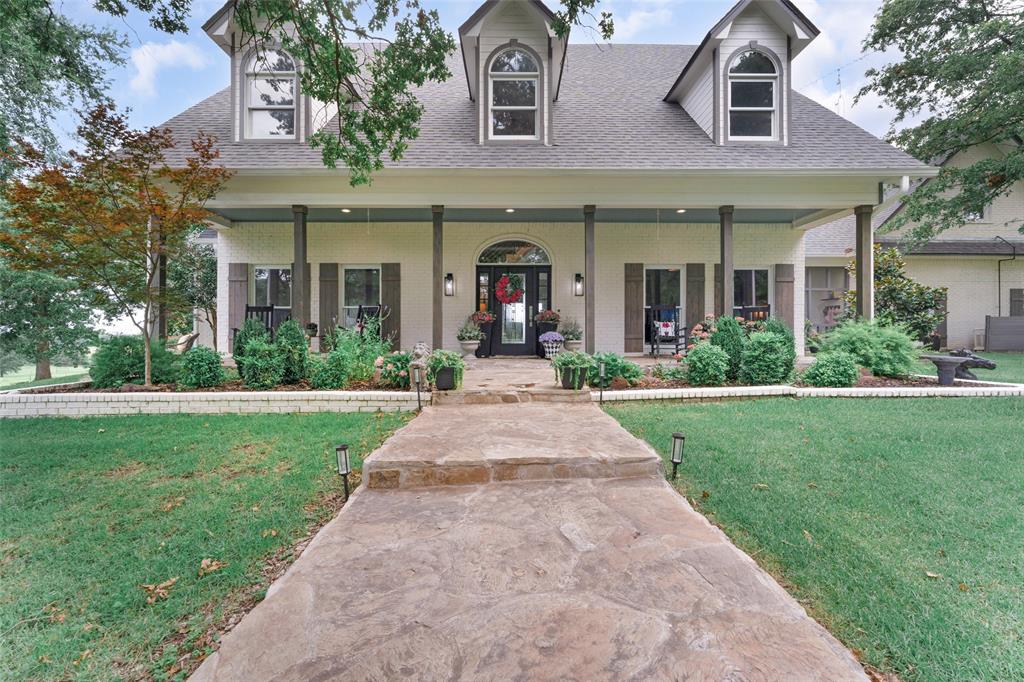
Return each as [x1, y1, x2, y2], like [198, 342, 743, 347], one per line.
[495, 274, 525, 305]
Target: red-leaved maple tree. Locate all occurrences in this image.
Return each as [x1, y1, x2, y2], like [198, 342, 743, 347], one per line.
[2, 105, 232, 385]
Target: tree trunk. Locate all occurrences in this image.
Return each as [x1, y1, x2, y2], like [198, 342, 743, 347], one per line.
[34, 341, 52, 380]
[207, 307, 217, 350]
[143, 334, 153, 386]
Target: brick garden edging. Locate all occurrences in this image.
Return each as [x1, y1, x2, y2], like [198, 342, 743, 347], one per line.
[594, 383, 1024, 402]
[0, 390, 426, 419]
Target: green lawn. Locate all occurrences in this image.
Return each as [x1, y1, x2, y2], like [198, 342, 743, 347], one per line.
[0, 412, 407, 680]
[609, 397, 1024, 682]
[915, 351, 1024, 384]
[0, 366, 89, 391]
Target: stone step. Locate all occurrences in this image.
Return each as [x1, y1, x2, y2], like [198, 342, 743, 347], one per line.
[432, 389, 591, 405]
[362, 403, 663, 490]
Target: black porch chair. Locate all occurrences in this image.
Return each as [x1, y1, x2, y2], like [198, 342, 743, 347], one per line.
[244, 305, 275, 334]
[647, 305, 685, 357]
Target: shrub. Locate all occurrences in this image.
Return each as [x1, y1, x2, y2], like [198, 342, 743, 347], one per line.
[685, 342, 729, 387]
[651, 362, 687, 382]
[587, 352, 643, 389]
[326, 317, 391, 385]
[803, 351, 859, 388]
[709, 316, 746, 381]
[232, 318, 269, 363]
[178, 346, 226, 388]
[823, 320, 916, 378]
[426, 349, 465, 388]
[274, 319, 308, 384]
[740, 331, 795, 385]
[763, 317, 796, 358]
[378, 351, 412, 389]
[308, 352, 347, 390]
[90, 335, 178, 388]
[237, 339, 284, 389]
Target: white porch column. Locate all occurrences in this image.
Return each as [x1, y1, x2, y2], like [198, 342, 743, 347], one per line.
[854, 204, 874, 320]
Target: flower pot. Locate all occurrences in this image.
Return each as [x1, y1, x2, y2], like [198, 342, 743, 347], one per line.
[434, 366, 457, 391]
[475, 325, 490, 358]
[564, 339, 582, 352]
[459, 340, 480, 358]
[560, 367, 587, 390]
[542, 340, 563, 359]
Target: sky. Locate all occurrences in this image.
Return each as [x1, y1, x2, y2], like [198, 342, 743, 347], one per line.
[63, 0, 901, 142]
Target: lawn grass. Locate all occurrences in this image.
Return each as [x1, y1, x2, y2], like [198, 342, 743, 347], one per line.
[915, 351, 1024, 384]
[0, 366, 89, 391]
[0, 411, 407, 680]
[608, 397, 1024, 682]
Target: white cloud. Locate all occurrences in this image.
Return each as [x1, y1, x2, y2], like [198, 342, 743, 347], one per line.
[605, 0, 673, 42]
[130, 41, 209, 97]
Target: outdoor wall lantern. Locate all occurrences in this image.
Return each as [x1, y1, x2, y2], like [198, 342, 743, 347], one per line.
[598, 361, 606, 404]
[670, 432, 685, 480]
[574, 273, 584, 296]
[335, 443, 352, 501]
[444, 273, 455, 296]
[412, 365, 423, 411]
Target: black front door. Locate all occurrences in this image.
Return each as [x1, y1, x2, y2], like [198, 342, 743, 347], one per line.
[477, 266, 552, 356]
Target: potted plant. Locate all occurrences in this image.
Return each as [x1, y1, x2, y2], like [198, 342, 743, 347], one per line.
[535, 308, 561, 334]
[539, 331, 564, 358]
[552, 350, 594, 389]
[456, 317, 484, 358]
[427, 349, 465, 391]
[561, 318, 583, 351]
[470, 310, 496, 357]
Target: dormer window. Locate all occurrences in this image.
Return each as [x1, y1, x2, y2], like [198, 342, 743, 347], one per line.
[489, 48, 539, 139]
[728, 50, 777, 141]
[246, 49, 297, 139]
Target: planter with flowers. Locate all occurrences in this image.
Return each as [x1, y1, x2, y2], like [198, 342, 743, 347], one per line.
[539, 331, 564, 359]
[470, 310, 496, 357]
[561, 318, 583, 351]
[427, 349, 465, 391]
[534, 309, 561, 356]
[552, 350, 594, 389]
[456, 317, 484, 358]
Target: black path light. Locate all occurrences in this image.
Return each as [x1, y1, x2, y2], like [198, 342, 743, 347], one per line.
[336, 443, 352, 501]
[412, 365, 423, 411]
[599, 360, 606, 404]
[670, 432, 685, 480]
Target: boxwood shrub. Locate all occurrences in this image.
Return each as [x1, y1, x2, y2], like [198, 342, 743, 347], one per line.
[308, 351, 347, 390]
[178, 346, 226, 388]
[232, 318, 269, 364]
[709, 316, 746, 381]
[740, 331, 795, 385]
[803, 351, 859, 388]
[237, 339, 284, 389]
[89, 335, 178, 388]
[274, 319, 308, 384]
[822, 320, 916, 378]
[685, 342, 729, 387]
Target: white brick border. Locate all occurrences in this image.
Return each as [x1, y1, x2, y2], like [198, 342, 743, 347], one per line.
[0, 390, 428, 419]
[595, 382, 1024, 402]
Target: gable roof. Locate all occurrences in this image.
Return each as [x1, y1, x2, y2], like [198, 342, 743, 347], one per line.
[804, 201, 901, 258]
[160, 44, 928, 173]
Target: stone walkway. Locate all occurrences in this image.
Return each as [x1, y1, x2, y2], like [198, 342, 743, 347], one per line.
[191, 402, 866, 681]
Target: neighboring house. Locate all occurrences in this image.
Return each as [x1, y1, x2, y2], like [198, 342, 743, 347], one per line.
[161, 0, 935, 357]
[806, 143, 1024, 349]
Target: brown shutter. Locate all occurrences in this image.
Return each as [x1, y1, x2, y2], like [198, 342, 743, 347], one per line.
[319, 263, 339, 337]
[228, 263, 249, 339]
[773, 264, 795, 328]
[1011, 289, 1024, 317]
[713, 263, 723, 317]
[381, 263, 401, 347]
[685, 263, 705, 329]
[624, 263, 644, 353]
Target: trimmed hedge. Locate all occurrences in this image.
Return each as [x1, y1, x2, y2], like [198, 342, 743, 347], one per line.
[685, 342, 729, 387]
[803, 351, 860, 388]
[179, 346, 226, 388]
[740, 331, 795, 385]
[274, 319, 309, 384]
[237, 339, 284, 389]
[709, 316, 746, 381]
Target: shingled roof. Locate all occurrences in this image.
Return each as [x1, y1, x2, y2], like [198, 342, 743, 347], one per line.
[160, 44, 927, 172]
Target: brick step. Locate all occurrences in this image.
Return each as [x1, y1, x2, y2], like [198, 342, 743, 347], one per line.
[432, 389, 591, 405]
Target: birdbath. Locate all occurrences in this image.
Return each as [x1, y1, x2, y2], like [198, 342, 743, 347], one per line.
[919, 354, 970, 386]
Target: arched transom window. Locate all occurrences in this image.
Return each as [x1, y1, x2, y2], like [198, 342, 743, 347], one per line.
[246, 49, 297, 139]
[727, 50, 777, 140]
[478, 240, 550, 265]
[489, 48, 539, 139]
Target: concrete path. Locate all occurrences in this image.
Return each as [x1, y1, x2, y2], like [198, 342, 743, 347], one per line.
[191, 403, 866, 681]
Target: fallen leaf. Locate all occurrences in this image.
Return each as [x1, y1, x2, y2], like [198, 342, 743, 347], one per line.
[958, 582, 969, 592]
[72, 649, 92, 666]
[752, 483, 769, 491]
[97, 428, 106, 433]
[83, 622, 96, 632]
[141, 576, 178, 604]
[701, 490, 710, 499]
[802, 529, 815, 545]
[807, 482, 818, 489]
[37, 656, 51, 664]
[261, 529, 278, 538]
[161, 496, 185, 512]
[925, 571, 942, 579]
[198, 558, 227, 577]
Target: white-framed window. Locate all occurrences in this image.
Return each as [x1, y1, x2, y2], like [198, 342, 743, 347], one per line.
[805, 266, 847, 333]
[734, 268, 770, 309]
[644, 266, 685, 344]
[246, 49, 297, 139]
[342, 266, 381, 328]
[489, 48, 539, 139]
[252, 266, 292, 307]
[728, 50, 777, 141]
[964, 205, 989, 222]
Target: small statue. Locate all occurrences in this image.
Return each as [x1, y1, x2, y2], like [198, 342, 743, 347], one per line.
[409, 342, 432, 372]
[949, 348, 997, 380]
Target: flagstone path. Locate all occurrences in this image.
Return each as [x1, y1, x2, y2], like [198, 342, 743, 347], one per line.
[191, 401, 866, 681]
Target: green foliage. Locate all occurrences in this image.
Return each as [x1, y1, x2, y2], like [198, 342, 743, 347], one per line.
[308, 352, 347, 390]
[551, 350, 595, 386]
[426, 349, 465, 388]
[237, 339, 284, 389]
[803, 351, 860, 388]
[274, 319, 309, 384]
[378, 351, 412, 389]
[325, 317, 391, 385]
[178, 346, 226, 388]
[859, 0, 1023, 241]
[167, 239, 218, 346]
[0, 350, 26, 377]
[456, 318, 484, 341]
[232, 318, 269, 363]
[709, 316, 746, 381]
[822, 320, 917, 378]
[560, 318, 583, 341]
[763, 317, 796, 357]
[685, 342, 729, 387]
[845, 246, 947, 339]
[586, 352, 643, 389]
[89, 335, 178, 388]
[650, 362, 687, 382]
[740, 332, 796, 386]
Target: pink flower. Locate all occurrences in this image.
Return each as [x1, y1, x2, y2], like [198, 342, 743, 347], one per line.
[386, 364, 394, 371]
[700, 332, 709, 339]
[399, 370, 408, 377]
[374, 356, 384, 367]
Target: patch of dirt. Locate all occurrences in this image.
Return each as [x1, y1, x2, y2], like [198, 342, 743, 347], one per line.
[853, 375, 936, 388]
[102, 461, 146, 479]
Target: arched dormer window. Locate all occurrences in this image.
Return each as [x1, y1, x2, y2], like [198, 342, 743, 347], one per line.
[246, 49, 297, 139]
[489, 48, 539, 139]
[727, 50, 777, 141]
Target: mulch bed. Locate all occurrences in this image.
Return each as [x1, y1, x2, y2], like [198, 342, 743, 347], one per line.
[51, 380, 409, 394]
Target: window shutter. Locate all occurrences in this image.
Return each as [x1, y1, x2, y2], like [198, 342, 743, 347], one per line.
[1011, 289, 1024, 317]
[773, 264, 795, 329]
[381, 263, 401, 347]
[685, 263, 705, 329]
[319, 264, 339, 338]
[713, 263, 723, 317]
[228, 263, 249, 344]
[624, 263, 644, 353]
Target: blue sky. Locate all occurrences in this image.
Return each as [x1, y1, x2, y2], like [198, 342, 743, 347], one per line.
[64, 0, 900, 141]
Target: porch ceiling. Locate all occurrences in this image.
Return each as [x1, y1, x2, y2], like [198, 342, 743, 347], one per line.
[210, 207, 823, 225]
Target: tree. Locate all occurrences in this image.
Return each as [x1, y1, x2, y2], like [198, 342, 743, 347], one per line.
[1, 105, 231, 385]
[844, 244, 948, 340]
[0, 350, 26, 378]
[859, 0, 1024, 243]
[167, 239, 217, 347]
[0, 263, 97, 380]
